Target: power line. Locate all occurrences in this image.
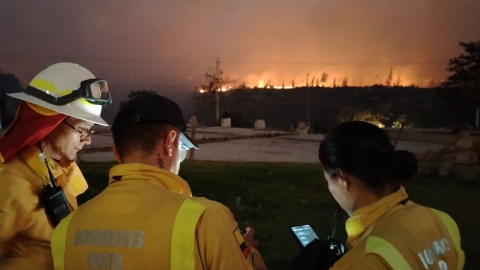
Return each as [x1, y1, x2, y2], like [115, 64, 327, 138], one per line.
[223, 60, 447, 66]
[0, 53, 212, 64]
[0, 53, 448, 66]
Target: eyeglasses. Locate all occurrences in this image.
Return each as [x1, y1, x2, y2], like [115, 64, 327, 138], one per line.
[63, 121, 95, 141]
[179, 141, 189, 162]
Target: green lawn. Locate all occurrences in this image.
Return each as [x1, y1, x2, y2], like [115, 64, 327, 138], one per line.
[78, 161, 480, 270]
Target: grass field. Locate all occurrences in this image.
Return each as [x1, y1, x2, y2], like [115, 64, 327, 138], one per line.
[78, 161, 480, 270]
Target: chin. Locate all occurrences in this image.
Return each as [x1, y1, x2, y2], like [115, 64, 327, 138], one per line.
[63, 151, 78, 162]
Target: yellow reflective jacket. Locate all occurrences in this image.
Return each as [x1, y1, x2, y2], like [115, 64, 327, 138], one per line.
[51, 163, 267, 270]
[332, 186, 465, 270]
[0, 145, 88, 270]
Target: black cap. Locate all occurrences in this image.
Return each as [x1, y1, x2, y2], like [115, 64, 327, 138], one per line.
[111, 94, 199, 149]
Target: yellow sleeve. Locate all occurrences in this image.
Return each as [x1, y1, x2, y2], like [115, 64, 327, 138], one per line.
[0, 181, 23, 253]
[196, 204, 257, 270]
[332, 252, 392, 270]
[247, 248, 269, 270]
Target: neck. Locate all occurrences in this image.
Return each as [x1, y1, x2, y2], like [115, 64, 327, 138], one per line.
[351, 184, 398, 214]
[38, 140, 62, 160]
[121, 152, 170, 171]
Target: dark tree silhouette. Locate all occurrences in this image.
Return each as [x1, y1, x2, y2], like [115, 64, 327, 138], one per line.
[0, 72, 22, 129]
[433, 40, 480, 129]
[200, 67, 229, 92]
[443, 40, 480, 88]
[120, 90, 158, 108]
[198, 58, 231, 123]
[320, 72, 329, 86]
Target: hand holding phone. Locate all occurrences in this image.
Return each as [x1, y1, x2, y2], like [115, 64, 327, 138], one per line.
[289, 224, 344, 270]
[290, 224, 320, 247]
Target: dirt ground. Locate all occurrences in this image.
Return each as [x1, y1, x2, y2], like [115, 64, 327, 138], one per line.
[79, 127, 445, 163]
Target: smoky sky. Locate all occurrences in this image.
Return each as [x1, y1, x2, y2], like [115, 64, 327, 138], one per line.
[1, 0, 480, 92]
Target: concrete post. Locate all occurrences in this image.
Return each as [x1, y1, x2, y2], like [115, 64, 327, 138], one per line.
[476, 106, 479, 129]
[189, 117, 197, 160]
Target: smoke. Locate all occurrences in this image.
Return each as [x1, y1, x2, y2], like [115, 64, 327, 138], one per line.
[0, 0, 479, 93]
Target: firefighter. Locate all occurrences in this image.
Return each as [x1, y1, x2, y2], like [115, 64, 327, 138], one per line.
[0, 63, 112, 270]
[291, 121, 465, 270]
[51, 94, 267, 270]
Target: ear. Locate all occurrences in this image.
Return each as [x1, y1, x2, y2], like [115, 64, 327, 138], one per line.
[337, 169, 351, 192]
[163, 130, 178, 157]
[112, 145, 122, 163]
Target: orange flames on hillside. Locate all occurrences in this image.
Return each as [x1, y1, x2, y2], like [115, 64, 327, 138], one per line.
[198, 86, 232, 93]
[197, 72, 443, 93]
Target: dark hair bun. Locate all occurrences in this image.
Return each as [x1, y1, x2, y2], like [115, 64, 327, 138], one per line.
[389, 150, 418, 181]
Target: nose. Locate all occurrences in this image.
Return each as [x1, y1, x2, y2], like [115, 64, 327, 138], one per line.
[82, 135, 92, 146]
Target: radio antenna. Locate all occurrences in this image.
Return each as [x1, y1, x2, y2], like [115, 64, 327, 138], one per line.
[37, 144, 59, 188]
[328, 208, 340, 240]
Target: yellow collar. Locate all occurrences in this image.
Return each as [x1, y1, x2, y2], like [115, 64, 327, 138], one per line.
[109, 163, 192, 196]
[19, 145, 88, 197]
[346, 186, 408, 246]
[20, 146, 63, 183]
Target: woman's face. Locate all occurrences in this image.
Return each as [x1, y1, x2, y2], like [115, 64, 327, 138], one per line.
[323, 170, 355, 216]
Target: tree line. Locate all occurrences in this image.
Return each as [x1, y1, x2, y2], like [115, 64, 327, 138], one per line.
[1, 40, 479, 130]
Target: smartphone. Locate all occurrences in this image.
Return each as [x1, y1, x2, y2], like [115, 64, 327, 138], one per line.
[290, 224, 320, 247]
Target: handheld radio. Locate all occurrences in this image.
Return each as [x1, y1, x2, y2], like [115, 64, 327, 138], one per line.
[326, 209, 346, 257]
[38, 146, 71, 226]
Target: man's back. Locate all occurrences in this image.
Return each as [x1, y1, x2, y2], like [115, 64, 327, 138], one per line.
[52, 163, 256, 270]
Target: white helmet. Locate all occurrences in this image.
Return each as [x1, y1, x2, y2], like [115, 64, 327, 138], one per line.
[8, 63, 111, 126]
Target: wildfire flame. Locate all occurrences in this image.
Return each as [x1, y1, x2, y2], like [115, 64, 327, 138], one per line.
[198, 72, 439, 93]
[240, 70, 430, 88]
[253, 77, 418, 88]
[198, 86, 232, 93]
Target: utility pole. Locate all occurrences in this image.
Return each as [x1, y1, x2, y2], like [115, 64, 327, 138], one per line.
[189, 117, 197, 160]
[0, 72, 3, 129]
[476, 94, 480, 129]
[307, 87, 311, 130]
[306, 73, 310, 130]
[386, 68, 393, 87]
[215, 57, 221, 123]
[476, 107, 479, 129]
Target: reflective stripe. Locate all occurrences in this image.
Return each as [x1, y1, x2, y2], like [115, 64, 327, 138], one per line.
[171, 199, 206, 270]
[29, 78, 94, 107]
[78, 98, 96, 107]
[29, 78, 59, 93]
[430, 208, 465, 270]
[51, 211, 76, 270]
[29, 79, 73, 96]
[234, 228, 245, 245]
[366, 235, 413, 270]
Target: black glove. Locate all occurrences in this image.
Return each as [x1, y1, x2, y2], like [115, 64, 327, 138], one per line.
[288, 239, 343, 270]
